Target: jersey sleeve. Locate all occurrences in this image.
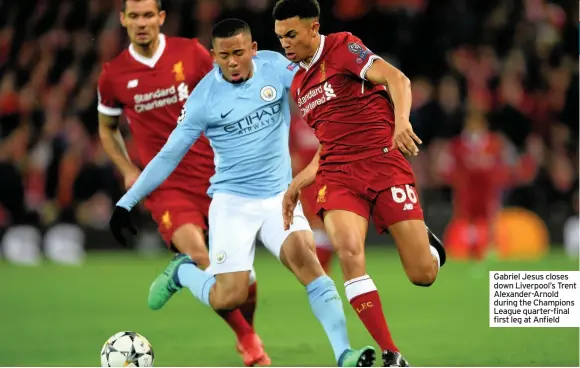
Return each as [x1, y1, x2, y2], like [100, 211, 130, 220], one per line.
[263, 51, 299, 89]
[336, 33, 382, 81]
[97, 64, 123, 116]
[116, 88, 208, 210]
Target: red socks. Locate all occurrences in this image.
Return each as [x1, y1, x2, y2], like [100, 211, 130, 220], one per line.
[216, 309, 253, 339]
[238, 282, 257, 327]
[345, 275, 399, 353]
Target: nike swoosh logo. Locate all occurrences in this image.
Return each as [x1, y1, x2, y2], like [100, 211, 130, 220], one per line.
[221, 109, 234, 119]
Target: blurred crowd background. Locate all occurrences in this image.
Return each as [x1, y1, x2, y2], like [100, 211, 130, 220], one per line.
[0, 0, 578, 263]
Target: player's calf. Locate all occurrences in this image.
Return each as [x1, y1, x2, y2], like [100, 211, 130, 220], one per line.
[279, 230, 324, 284]
[210, 271, 251, 310]
[389, 220, 440, 287]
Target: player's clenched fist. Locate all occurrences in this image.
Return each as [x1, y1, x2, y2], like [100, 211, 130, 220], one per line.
[282, 187, 300, 231]
[391, 118, 422, 156]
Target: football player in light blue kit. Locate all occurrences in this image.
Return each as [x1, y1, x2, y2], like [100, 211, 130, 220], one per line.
[108, 19, 375, 367]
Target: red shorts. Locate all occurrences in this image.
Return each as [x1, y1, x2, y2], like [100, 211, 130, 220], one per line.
[300, 183, 324, 229]
[144, 187, 210, 246]
[315, 151, 424, 234]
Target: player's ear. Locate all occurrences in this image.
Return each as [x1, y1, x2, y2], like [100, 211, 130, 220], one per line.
[158, 10, 166, 26]
[311, 21, 320, 36]
[120, 12, 127, 28]
[210, 48, 218, 62]
[251, 41, 258, 56]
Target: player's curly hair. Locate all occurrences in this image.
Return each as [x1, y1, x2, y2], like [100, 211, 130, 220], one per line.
[272, 0, 320, 21]
[122, 0, 163, 12]
[212, 18, 252, 41]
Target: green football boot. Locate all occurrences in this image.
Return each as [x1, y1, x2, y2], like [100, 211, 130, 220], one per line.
[338, 346, 376, 367]
[147, 254, 192, 310]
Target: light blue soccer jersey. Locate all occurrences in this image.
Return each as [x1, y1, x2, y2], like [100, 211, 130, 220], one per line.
[117, 51, 299, 210]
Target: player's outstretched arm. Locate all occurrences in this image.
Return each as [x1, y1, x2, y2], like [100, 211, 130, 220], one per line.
[365, 60, 422, 156]
[98, 113, 141, 188]
[116, 115, 203, 212]
[108, 91, 207, 245]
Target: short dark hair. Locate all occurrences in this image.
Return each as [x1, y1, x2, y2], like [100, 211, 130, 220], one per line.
[211, 18, 252, 41]
[122, 0, 163, 12]
[272, 0, 320, 21]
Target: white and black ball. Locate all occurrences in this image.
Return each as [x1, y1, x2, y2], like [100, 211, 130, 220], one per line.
[100, 331, 154, 367]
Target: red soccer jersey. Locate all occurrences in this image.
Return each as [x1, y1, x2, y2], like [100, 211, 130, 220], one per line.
[97, 35, 214, 192]
[440, 132, 511, 219]
[290, 32, 395, 164]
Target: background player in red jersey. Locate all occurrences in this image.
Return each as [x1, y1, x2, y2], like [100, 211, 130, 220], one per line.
[96, 0, 269, 365]
[435, 112, 538, 261]
[288, 112, 334, 272]
[273, 0, 446, 366]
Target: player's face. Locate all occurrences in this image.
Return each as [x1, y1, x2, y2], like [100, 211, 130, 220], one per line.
[211, 33, 257, 84]
[274, 17, 320, 63]
[121, 0, 166, 47]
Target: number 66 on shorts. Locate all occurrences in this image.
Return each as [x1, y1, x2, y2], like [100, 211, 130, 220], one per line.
[315, 181, 424, 235]
[390, 184, 417, 205]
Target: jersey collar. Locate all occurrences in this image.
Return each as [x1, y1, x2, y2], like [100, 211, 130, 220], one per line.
[128, 34, 166, 68]
[300, 35, 325, 71]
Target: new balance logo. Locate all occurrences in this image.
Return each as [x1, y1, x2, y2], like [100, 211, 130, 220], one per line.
[403, 203, 414, 211]
[127, 79, 138, 88]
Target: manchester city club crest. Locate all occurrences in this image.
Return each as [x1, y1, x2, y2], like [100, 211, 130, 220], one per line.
[260, 85, 277, 102]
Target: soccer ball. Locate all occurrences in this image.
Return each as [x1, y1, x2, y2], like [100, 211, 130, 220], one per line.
[100, 331, 154, 367]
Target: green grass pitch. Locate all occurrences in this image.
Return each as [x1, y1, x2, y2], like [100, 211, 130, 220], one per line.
[0, 247, 578, 366]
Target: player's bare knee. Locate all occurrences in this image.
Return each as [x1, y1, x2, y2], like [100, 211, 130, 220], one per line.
[334, 239, 365, 280]
[335, 236, 364, 265]
[406, 262, 437, 287]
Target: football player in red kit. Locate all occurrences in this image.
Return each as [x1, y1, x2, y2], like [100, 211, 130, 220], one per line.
[97, 0, 269, 365]
[436, 112, 537, 260]
[273, 0, 446, 366]
[288, 111, 334, 272]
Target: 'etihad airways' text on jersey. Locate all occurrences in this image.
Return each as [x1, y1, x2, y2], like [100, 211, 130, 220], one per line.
[116, 51, 299, 210]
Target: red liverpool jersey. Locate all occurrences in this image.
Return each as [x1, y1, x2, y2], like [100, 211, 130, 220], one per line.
[441, 132, 511, 219]
[290, 32, 396, 165]
[97, 35, 215, 191]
